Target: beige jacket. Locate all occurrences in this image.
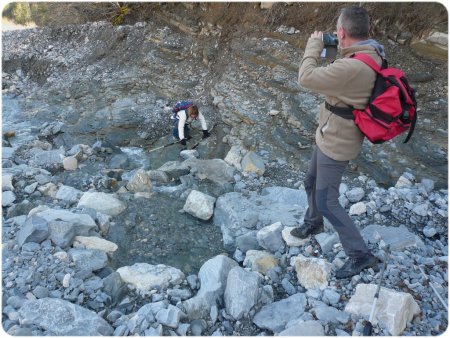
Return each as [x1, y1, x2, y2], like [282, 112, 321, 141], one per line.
[298, 37, 382, 161]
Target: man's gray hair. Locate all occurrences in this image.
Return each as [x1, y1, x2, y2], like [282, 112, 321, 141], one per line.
[338, 6, 370, 39]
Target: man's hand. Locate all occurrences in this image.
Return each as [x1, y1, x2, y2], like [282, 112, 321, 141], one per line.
[311, 31, 323, 40]
[202, 130, 210, 139]
[180, 139, 187, 146]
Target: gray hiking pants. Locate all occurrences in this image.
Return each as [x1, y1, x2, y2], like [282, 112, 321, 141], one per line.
[304, 146, 369, 258]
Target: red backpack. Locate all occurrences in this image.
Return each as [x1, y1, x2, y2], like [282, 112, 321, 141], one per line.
[326, 53, 417, 144]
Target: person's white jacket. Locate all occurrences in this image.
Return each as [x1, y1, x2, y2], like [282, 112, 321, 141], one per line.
[176, 110, 207, 140]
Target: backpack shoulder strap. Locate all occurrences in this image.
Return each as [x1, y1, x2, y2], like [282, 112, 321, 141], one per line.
[351, 53, 383, 74]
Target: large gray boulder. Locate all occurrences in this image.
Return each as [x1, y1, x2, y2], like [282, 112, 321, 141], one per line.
[18, 298, 113, 335]
[183, 255, 238, 320]
[16, 216, 49, 247]
[253, 293, 308, 333]
[224, 266, 261, 320]
[214, 187, 307, 251]
[183, 190, 216, 220]
[77, 192, 126, 216]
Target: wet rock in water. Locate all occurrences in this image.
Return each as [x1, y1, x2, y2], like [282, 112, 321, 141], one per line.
[18, 298, 113, 335]
[126, 168, 152, 192]
[73, 236, 118, 255]
[183, 190, 216, 221]
[157, 161, 191, 180]
[224, 266, 261, 320]
[116, 263, 185, 291]
[345, 283, 421, 336]
[77, 191, 126, 216]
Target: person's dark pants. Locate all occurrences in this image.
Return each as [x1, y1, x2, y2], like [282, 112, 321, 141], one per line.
[304, 146, 370, 259]
[172, 123, 190, 140]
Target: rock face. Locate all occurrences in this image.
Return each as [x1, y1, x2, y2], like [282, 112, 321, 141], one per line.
[345, 283, 421, 336]
[18, 298, 113, 335]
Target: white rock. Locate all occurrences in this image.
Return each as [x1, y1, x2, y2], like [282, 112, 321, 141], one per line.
[183, 190, 216, 221]
[268, 109, 280, 116]
[2, 174, 14, 191]
[282, 227, 310, 247]
[349, 202, 367, 215]
[345, 283, 420, 336]
[395, 175, 413, 188]
[62, 273, 71, 288]
[77, 192, 126, 216]
[243, 250, 278, 275]
[37, 182, 58, 197]
[126, 169, 152, 192]
[290, 255, 332, 290]
[2, 191, 16, 207]
[224, 145, 243, 171]
[117, 263, 184, 291]
[73, 236, 118, 254]
[63, 156, 78, 170]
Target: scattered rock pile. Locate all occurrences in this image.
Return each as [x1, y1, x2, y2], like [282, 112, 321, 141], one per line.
[2, 116, 448, 335]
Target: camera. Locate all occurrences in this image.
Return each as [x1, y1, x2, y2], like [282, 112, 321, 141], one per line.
[321, 32, 338, 58]
[322, 32, 338, 46]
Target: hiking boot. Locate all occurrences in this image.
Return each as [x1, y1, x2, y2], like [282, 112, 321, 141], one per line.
[335, 254, 379, 279]
[290, 223, 324, 239]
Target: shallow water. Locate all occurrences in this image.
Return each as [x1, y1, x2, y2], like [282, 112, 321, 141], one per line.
[106, 191, 224, 274]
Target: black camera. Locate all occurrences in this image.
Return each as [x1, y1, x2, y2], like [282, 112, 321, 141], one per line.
[323, 32, 338, 46]
[321, 32, 338, 58]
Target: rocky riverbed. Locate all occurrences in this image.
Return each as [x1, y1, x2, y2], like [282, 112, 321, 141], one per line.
[2, 3, 448, 337]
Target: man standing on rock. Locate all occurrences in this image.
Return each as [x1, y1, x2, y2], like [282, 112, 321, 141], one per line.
[292, 6, 384, 278]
